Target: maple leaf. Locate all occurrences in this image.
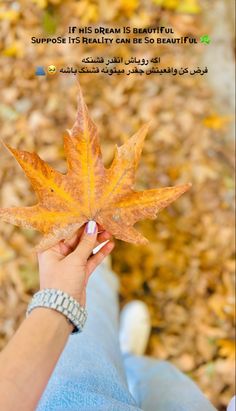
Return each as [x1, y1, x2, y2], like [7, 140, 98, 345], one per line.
[0, 85, 191, 251]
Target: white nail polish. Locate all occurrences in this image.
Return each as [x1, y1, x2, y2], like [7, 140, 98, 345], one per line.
[86, 220, 97, 235]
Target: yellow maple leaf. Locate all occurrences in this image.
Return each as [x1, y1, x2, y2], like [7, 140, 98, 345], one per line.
[203, 114, 234, 130]
[120, 0, 139, 16]
[3, 41, 24, 58]
[218, 339, 235, 359]
[177, 0, 200, 14]
[31, 0, 48, 8]
[0, 9, 20, 22]
[153, 0, 200, 13]
[0, 84, 191, 251]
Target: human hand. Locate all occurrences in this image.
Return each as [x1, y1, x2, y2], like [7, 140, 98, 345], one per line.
[37, 221, 114, 306]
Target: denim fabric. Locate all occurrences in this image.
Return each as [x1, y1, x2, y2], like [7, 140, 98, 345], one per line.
[124, 355, 217, 411]
[36, 264, 216, 411]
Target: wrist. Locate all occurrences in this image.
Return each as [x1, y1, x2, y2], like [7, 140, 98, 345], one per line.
[29, 306, 74, 334]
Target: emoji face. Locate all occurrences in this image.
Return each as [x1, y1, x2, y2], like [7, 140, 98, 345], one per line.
[47, 65, 57, 75]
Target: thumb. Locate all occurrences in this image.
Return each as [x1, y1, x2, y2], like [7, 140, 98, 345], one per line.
[71, 220, 98, 263]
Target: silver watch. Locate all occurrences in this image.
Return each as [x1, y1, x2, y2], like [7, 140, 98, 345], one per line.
[26, 288, 87, 334]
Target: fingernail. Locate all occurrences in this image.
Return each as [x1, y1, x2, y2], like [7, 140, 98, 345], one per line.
[85, 220, 97, 235]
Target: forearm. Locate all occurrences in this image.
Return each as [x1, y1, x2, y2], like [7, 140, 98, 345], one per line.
[0, 307, 73, 411]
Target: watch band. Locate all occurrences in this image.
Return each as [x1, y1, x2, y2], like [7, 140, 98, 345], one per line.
[26, 288, 87, 334]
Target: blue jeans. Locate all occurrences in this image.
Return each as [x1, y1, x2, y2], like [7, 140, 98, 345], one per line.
[36, 264, 216, 411]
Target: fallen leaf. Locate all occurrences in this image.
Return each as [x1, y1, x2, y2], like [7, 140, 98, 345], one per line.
[31, 0, 47, 9]
[218, 339, 235, 360]
[0, 9, 20, 22]
[203, 114, 233, 130]
[0, 84, 191, 251]
[120, 0, 139, 16]
[177, 0, 201, 14]
[152, 0, 200, 13]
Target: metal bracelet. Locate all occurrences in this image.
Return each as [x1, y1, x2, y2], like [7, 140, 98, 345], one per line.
[26, 288, 87, 334]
